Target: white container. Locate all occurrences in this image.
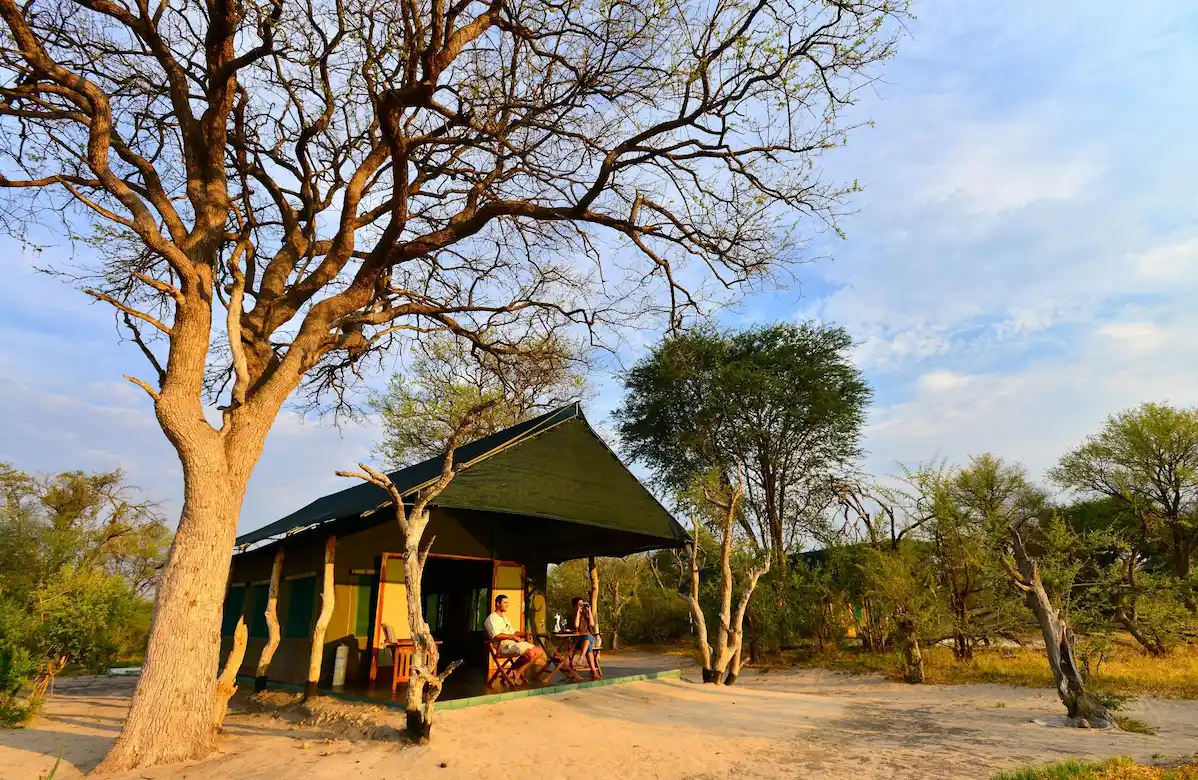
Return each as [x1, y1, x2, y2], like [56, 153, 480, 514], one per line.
[332, 645, 349, 688]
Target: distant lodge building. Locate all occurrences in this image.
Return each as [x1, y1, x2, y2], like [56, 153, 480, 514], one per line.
[221, 403, 689, 689]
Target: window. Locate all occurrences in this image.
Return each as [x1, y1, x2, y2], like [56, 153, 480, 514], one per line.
[469, 588, 490, 631]
[284, 576, 316, 639]
[248, 586, 270, 638]
[352, 574, 374, 638]
[221, 586, 246, 636]
[424, 592, 445, 632]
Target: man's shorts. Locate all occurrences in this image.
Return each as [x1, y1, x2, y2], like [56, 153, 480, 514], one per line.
[500, 640, 536, 656]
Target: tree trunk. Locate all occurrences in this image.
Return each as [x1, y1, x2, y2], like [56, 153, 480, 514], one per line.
[682, 532, 714, 681]
[212, 616, 247, 729]
[96, 456, 248, 773]
[304, 536, 336, 700]
[254, 547, 284, 692]
[722, 554, 769, 686]
[1005, 529, 1115, 728]
[896, 616, 923, 684]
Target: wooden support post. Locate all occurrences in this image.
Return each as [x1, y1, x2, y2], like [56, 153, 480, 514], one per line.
[254, 546, 284, 692]
[213, 613, 248, 730]
[588, 556, 600, 625]
[305, 536, 336, 700]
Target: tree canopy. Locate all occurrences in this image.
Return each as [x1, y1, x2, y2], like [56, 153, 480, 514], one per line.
[616, 322, 871, 565]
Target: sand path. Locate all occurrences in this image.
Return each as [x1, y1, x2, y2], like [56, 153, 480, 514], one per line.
[4, 655, 1197, 779]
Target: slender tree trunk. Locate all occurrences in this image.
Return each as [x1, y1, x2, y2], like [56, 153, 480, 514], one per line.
[896, 615, 923, 684]
[709, 495, 737, 680]
[403, 532, 436, 742]
[400, 510, 461, 741]
[254, 547, 284, 692]
[1174, 539, 1197, 613]
[305, 536, 336, 700]
[96, 449, 249, 773]
[1005, 529, 1114, 728]
[723, 555, 769, 685]
[212, 616, 247, 729]
[682, 531, 714, 681]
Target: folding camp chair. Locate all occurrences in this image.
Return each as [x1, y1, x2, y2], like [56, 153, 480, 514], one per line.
[485, 637, 523, 687]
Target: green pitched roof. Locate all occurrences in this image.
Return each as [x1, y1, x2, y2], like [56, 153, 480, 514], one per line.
[235, 403, 688, 554]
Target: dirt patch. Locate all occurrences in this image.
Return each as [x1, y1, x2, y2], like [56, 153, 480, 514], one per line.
[3, 653, 1198, 779]
[236, 690, 403, 742]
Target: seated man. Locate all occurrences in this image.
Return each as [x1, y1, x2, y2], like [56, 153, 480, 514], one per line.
[484, 594, 545, 683]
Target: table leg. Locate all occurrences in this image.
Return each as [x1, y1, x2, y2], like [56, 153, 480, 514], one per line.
[557, 637, 583, 682]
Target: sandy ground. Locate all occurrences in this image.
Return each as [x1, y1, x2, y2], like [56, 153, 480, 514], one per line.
[4, 652, 1198, 780]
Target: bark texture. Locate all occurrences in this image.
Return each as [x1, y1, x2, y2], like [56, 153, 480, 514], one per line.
[96, 455, 252, 772]
[254, 548, 284, 692]
[1005, 528, 1115, 728]
[305, 536, 337, 700]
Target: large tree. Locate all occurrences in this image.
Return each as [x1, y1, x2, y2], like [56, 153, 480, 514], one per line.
[1052, 402, 1198, 605]
[0, 0, 906, 767]
[616, 323, 871, 571]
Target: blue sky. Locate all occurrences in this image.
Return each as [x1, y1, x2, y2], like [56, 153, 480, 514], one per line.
[2, 0, 1197, 535]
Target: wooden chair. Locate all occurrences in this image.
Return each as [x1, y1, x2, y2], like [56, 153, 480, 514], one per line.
[381, 625, 441, 694]
[485, 637, 523, 687]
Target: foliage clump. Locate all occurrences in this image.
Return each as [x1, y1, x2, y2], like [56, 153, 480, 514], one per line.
[0, 463, 167, 727]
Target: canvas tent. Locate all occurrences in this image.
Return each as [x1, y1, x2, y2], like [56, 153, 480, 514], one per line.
[221, 403, 688, 689]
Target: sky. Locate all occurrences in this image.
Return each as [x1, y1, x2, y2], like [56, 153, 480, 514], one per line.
[2, 0, 1197, 536]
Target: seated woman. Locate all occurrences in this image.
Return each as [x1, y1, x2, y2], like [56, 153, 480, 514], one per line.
[568, 597, 602, 679]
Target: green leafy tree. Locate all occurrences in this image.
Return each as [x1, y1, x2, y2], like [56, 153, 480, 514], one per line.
[616, 323, 871, 571]
[0, 464, 167, 726]
[920, 455, 1040, 660]
[858, 541, 944, 682]
[1052, 403, 1198, 612]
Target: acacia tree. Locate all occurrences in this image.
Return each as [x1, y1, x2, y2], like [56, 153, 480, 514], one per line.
[617, 323, 870, 572]
[0, 464, 168, 724]
[0, 0, 906, 767]
[1052, 403, 1198, 611]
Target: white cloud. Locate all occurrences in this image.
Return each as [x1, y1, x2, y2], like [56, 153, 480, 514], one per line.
[917, 118, 1104, 216]
[916, 370, 973, 393]
[1131, 238, 1198, 283]
[865, 310, 1198, 483]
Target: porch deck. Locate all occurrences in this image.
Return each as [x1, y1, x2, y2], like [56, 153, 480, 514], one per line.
[334, 650, 683, 710]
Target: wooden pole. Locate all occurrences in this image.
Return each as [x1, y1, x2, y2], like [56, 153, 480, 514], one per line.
[213, 612, 248, 730]
[588, 556, 600, 626]
[305, 536, 336, 700]
[254, 547, 284, 692]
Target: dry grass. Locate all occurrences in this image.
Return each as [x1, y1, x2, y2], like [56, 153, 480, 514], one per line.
[991, 756, 1198, 779]
[780, 642, 1198, 700]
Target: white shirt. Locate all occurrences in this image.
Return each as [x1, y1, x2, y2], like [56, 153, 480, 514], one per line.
[484, 611, 514, 640]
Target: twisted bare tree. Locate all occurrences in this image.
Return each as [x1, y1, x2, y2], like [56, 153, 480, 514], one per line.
[0, 0, 906, 769]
